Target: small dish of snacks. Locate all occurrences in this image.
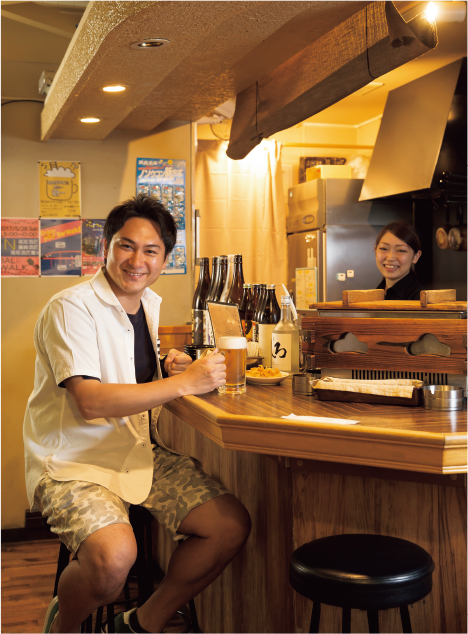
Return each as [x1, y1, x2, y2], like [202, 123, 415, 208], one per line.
[246, 366, 289, 385]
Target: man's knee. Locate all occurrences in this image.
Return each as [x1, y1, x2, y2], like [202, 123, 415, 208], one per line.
[182, 494, 251, 551]
[220, 497, 251, 550]
[77, 524, 137, 602]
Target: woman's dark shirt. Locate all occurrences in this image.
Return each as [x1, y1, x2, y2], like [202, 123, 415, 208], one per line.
[377, 269, 424, 301]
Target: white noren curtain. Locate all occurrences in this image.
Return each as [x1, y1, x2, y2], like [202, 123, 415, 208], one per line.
[195, 139, 288, 292]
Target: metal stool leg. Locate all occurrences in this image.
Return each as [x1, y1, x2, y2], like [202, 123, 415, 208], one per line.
[134, 524, 151, 604]
[124, 579, 132, 611]
[53, 542, 71, 597]
[145, 519, 154, 595]
[95, 607, 104, 633]
[309, 602, 321, 633]
[189, 598, 201, 633]
[106, 603, 115, 633]
[400, 605, 412, 634]
[342, 607, 351, 633]
[367, 610, 379, 633]
[84, 614, 93, 632]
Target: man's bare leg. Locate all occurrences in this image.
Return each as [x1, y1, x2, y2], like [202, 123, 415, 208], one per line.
[136, 494, 251, 634]
[50, 523, 137, 633]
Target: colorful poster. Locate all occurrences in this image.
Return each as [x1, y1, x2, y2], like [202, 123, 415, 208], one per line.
[39, 161, 81, 217]
[40, 218, 82, 276]
[136, 158, 186, 274]
[82, 219, 105, 275]
[1, 218, 40, 277]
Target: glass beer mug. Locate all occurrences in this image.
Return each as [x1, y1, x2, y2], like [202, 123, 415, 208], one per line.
[217, 336, 247, 395]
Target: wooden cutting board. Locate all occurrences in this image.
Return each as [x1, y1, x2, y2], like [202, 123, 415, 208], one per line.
[309, 300, 467, 311]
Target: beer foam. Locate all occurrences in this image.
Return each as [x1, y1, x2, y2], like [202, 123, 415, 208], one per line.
[218, 336, 247, 349]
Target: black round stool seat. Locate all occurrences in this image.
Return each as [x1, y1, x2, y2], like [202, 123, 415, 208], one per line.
[290, 534, 434, 611]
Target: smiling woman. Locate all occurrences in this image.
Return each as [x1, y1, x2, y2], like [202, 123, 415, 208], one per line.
[374, 221, 423, 301]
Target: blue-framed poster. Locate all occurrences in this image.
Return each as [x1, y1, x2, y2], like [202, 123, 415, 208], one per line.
[40, 218, 82, 276]
[136, 158, 186, 275]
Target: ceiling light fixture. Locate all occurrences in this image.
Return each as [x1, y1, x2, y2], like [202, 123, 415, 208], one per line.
[130, 38, 170, 50]
[80, 117, 100, 123]
[102, 85, 126, 92]
[425, 1, 466, 22]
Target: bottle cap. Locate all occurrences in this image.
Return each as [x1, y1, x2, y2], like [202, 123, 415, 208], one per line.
[281, 295, 291, 304]
[267, 284, 275, 289]
[243, 283, 251, 288]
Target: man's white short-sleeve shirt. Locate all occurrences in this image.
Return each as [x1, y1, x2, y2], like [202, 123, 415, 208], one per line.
[23, 267, 167, 508]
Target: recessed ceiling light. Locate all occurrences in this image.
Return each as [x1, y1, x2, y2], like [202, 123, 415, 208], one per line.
[80, 117, 100, 123]
[102, 85, 126, 92]
[130, 38, 170, 50]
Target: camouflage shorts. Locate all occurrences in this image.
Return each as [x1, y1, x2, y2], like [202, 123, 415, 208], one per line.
[34, 445, 230, 554]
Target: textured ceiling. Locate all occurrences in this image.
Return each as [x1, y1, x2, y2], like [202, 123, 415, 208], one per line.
[36, 0, 467, 141]
[41, 0, 372, 141]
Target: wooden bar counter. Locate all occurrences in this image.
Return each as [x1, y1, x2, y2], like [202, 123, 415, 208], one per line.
[155, 378, 467, 633]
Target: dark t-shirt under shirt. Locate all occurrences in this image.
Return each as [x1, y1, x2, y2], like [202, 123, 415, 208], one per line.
[127, 303, 157, 384]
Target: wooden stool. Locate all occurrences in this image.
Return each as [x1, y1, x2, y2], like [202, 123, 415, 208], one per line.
[289, 534, 435, 633]
[51, 506, 198, 633]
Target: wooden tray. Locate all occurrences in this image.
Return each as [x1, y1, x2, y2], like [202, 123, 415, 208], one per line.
[316, 387, 422, 407]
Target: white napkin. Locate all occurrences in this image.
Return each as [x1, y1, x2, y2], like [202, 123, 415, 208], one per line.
[281, 413, 359, 425]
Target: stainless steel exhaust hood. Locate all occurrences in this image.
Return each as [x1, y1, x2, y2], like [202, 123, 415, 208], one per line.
[360, 57, 467, 201]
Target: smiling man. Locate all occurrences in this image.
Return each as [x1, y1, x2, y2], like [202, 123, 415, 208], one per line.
[23, 194, 251, 634]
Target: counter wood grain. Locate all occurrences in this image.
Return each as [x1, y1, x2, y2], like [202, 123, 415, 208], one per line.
[163, 378, 467, 474]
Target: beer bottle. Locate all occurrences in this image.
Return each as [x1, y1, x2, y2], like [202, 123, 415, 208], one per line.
[239, 284, 253, 340]
[219, 254, 235, 303]
[203, 256, 219, 345]
[213, 255, 228, 301]
[257, 284, 280, 366]
[192, 257, 210, 345]
[206, 256, 219, 302]
[272, 295, 300, 373]
[252, 283, 267, 342]
[227, 254, 245, 306]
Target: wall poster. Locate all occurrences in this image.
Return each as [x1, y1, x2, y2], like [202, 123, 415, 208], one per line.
[295, 267, 317, 309]
[82, 219, 105, 275]
[1, 218, 40, 277]
[40, 218, 82, 276]
[136, 158, 186, 274]
[39, 161, 81, 217]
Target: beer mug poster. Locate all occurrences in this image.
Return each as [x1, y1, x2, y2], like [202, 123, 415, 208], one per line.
[39, 161, 81, 217]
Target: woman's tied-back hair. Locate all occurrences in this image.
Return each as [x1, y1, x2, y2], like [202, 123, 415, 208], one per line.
[375, 221, 422, 254]
[104, 194, 177, 257]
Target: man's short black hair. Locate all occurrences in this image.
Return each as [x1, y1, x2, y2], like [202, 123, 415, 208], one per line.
[104, 194, 177, 257]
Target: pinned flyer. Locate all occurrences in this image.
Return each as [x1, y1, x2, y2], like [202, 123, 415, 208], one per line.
[39, 160, 81, 217]
[136, 157, 186, 274]
[40, 218, 82, 276]
[82, 219, 105, 275]
[1, 218, 40, 277]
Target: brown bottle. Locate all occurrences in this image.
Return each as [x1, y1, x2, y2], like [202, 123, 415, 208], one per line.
[227, 254, 245, 307]
[191, 257, 210, 345]
[257, 285, 280, 366]
[213, 256, 228, 301]
[239, 284, 253, 340]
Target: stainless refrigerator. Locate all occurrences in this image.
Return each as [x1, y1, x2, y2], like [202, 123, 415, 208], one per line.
[287, 179, 412, 310]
